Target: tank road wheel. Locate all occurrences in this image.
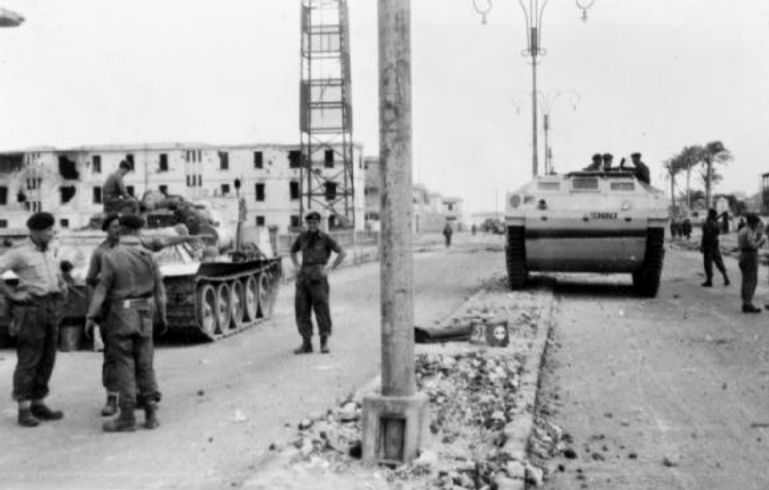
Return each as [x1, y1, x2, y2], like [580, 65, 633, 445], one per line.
[257, 272, 273, 319]
[215, 283, 232, 332]
[196, 284, 218, 337]
[633, 228, 665, 297]
[230, 280, 246, 329]
[244, 275, 259, 321]
[506, 226, 527, 290]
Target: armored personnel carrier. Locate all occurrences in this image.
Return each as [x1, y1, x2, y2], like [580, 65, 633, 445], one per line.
[504, 168, 668, 296]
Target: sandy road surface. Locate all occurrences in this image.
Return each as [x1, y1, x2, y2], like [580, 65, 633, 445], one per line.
[0, 234, 504, 490]
[538, 244, 769, 490]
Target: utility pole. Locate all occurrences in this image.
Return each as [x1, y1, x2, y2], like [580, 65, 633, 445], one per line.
[362, 0, 427, 465]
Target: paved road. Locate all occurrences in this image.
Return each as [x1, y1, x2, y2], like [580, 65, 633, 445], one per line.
[0, 234, 503, 490]
[539, 243, 769, 490]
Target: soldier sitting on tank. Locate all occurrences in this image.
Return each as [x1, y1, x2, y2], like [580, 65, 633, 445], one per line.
[583, 153, 603, 171]
[621, 152, 651, 184]
[103, 161, 139, 215]
[601, 153, 614, 172]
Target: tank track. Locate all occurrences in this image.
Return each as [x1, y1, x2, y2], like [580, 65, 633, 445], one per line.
[632, 227, 665, 297]
[506, 226, 527, 290]
[164, 259, 282, 342]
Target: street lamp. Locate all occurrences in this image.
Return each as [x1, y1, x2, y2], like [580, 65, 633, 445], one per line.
[0, 7, 24, 27]
[473, 1, 593, 178]
[539, 90, 579, 174]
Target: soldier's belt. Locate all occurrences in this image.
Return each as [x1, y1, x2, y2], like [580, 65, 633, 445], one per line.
[112, 296, 153, 309]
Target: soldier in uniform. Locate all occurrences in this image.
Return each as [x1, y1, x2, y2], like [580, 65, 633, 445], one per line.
[290, 211, 346, 354]
[0, 212, 67, 427]
[700, 209, 730, 287]
[103, 160, 138, 214]
[443, 222, 454, 248]
[737, 213, 765, 313]
[584, 153, 603, 171]
[623, 152, 651, 185]
[601, 153, 614, 171]
[86, 215, 167, 431]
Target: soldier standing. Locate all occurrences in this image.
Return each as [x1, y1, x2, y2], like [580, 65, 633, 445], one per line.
[290, 211, 346, 354]
[0, 212, 67, 427]
[86, 215, 167, 431]
[700, 209, 730, 287]
[737, 213, 765, 313]
[443, 222, 454, 248]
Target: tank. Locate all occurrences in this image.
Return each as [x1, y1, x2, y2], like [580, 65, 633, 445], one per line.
[49, 195, 283, 342]
[504, 167, 669, 296]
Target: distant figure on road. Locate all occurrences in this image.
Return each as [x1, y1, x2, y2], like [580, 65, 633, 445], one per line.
[681, 218, 692, 240]
[290, 211, 346, 355]
[622, 152, 651, 185]
[700, 209, 730, 287]
[443, 222, 454, 248]
[737, 213, 765, 313]
[471, 223, 477, 236]
[103, 160, 138, 215]
[584, 153, 603, 171]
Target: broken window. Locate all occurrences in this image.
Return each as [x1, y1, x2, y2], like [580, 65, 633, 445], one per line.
[289, 181, 300, 200]
[93, 187, 102, 204]
[58, 155, 79, 179]
[0, 153, 23, 172]
[159, 154, 168, 172]
[324, 149, 334, 168]
[255, 216, 265, 226]
[221, 183, 230, 195]
[59, 186, 76, 204]
[0, 186, 7, 205]
[255, 183, 265, 202]
[17, 190, 26, 203]
[92, 155, 102, 173]
[288, 150, 302, 168]
[325, 182, 337, 201]
[0, 219, 6, 228]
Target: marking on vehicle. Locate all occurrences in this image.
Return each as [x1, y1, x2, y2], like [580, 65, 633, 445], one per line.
[590, 212, 618, 219]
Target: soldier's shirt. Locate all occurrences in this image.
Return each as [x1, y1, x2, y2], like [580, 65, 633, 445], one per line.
[291, 231, 342, 267]
[0, 238, 63, 296]
[87, 236, 166, 321]
[738, 226, 762, 251]
[85, 235, 167, 287]
[103, 171, 128, 201]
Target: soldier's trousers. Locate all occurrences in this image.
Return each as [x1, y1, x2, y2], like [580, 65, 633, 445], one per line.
[739, 251, 758, 306]
[103, 304, 160, 408]
[295, 277, 332, 338]
[703, 248, 727, 281]
[12, 295, 61, 401]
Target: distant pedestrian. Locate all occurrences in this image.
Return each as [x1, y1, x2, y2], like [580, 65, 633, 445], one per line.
[290, 211, 346, 355]
[682, 218, 692, 240]
[443, 222, 454, 248]
[471, 224, 477, 236]
[86, 214, 167, 431]
[700, 209, 730, 287]
[737, 213, 765, 313]
[0, 212, 67, 427]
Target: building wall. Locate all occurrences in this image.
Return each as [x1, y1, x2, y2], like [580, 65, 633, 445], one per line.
[0, 142, 366, 233]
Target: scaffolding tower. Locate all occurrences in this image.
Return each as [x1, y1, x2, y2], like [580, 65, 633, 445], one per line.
[299, 0, 355, 229]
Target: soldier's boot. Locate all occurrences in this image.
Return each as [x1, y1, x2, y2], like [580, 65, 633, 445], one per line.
[101, 392, 119, 417]
[18, 401, 39, 428]
[293, 337, 313, 355]
[701, 280, 713, 287]
[320, 335, 330, 354]
[30, 400, 63, 421]
[103, 404, 137, 432]
[144, 401, 159, 429]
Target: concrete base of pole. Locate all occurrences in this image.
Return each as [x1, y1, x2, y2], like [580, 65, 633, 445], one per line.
[361, 392, 429, 464]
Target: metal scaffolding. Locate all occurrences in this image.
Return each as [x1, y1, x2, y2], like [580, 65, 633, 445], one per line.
[299, 0, 355, 229]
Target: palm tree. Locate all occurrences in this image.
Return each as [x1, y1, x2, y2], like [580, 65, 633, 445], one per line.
[701, 141, 732, 209]
[677, 145, 704, 210]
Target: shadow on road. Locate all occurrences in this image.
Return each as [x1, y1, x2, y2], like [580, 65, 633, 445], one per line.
[549, 276, 637, 298]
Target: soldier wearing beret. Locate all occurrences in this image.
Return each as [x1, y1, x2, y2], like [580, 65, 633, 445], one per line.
[601, 153, 614, 171]
[621, 152, 651, 185]
[584, 153, 603, 171]
[290, 211, 346, 354]
[86, 214, 168, 431]
[0, 212, 68, 427]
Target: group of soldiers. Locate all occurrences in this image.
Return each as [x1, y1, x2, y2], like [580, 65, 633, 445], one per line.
[699, 208, 767, 313]
[583, 152, 651, 185]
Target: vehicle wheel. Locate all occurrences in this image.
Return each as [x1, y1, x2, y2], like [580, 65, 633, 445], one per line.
[215, 283, 232, 332]
[244, 275, 259, 321]
[196, 283, 218, 338]
[230, 280, 245, 328]
[633, 228, 665, 297]
[257, 272, 273, 319]
[506, 226, 527, 290]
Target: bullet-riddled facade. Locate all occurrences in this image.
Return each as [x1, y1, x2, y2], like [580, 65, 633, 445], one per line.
[0, 142, 366, 233]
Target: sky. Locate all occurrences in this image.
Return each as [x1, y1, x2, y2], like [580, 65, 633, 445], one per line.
[0, 0, 768, 215]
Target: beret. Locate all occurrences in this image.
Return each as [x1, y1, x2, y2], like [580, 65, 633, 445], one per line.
[119, 214, 146, 230]
[101, 213, 120, 232]
[631, 152, 641, 158]
[305, 211, 321, 221]
[26, 212, 55, 231]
